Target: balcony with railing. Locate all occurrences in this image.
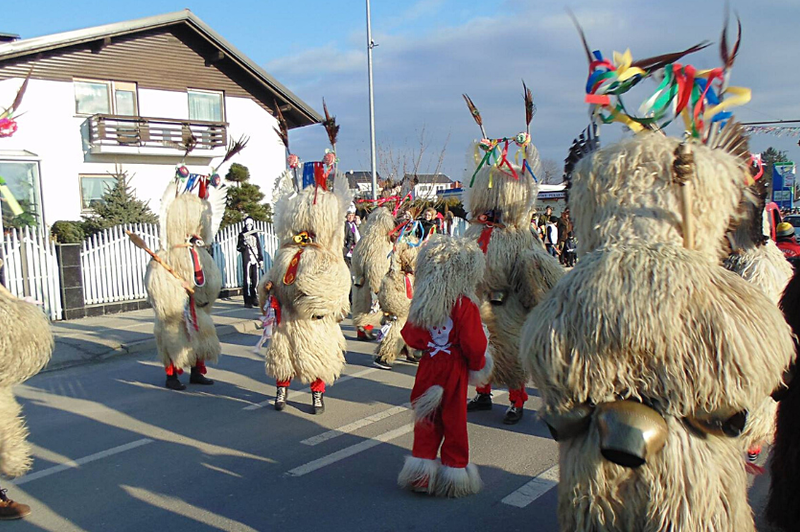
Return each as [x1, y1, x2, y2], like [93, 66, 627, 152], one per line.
[87, 114, 228, 157]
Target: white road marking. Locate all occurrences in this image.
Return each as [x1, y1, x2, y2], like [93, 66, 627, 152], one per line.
[287, 423, 415, 477]
[242, 367, 378, 410]
[501, 464, 560, 508]
[301, 403, 412, 446]
[11, 438, 155, 486]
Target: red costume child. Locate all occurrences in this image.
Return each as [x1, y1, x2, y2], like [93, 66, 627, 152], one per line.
[397, 236, 492, 497]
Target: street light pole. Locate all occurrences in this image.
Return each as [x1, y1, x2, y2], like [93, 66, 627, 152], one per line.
[366, 0, 378, 201]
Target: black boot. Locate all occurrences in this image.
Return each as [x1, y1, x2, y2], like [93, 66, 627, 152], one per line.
[467, 393, 492, 412]
[503, 404, 524, 425]
[165, 374, 186, 391]
[312, 391, 325, 414]
[275, 386, 288, 411]
[190, 367, 214, 385]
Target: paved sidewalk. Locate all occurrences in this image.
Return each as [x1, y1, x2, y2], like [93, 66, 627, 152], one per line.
[47, 295, 263, 372]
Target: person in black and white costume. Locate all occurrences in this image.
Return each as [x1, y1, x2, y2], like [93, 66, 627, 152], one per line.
[343, 205, 360, 268]
[237, 217, 264, 308]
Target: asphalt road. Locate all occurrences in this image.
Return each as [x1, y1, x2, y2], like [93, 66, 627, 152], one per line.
[8, 321, 561, 532]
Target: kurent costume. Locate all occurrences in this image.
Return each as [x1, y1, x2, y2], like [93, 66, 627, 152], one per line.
[373, 236, 421, 370]
[520, 29, 795, 531]
[350, 207, 396, 340]
[143, 140, 242, 390]
[397, 236, 491, 497]
[724, 170, 793, 463]
[0, 75, 54, 520]
[257, 102, 351, 414]
[237, 217, 264, 308]
[460, 87, 563, 424]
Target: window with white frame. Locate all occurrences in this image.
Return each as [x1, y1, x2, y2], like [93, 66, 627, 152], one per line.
[188, 89, 224, 122]
[0, 158, 43, 227]
[79, 175, 117, 211]
[74, 80, 138, 116]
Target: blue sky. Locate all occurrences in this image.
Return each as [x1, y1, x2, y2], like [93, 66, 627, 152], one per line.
[6, 0, 800, 182]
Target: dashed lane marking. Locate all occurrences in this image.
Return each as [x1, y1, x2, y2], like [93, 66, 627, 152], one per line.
[11, 438, 155, 486]
[500, 464, 560, 508]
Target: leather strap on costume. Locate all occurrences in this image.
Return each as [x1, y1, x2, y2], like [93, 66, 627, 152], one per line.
[478, 226, 493, 254]
[269, 295, 282, 325]
[189, 247, 205, 286]
[284, 249, 303, 285]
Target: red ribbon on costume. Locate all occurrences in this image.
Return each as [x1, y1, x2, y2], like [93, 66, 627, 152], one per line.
[494, 140, 518, 180]
[198, 176, 208, 200]
[189, 247, 205, 286]
[405, 273, 413, 299]
[283, 249, 303, 285]
[312, 162, 330, 205]
[188, 294, 199, 332]
[269, 295, 282, 325]
[477, 226, 493, 254]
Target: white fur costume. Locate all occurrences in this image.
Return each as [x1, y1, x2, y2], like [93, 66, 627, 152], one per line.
[145, 183, 224, 372]
[258, 173, 352, 385]
[0, 281, 53, 478]
[351, 207, 396, 333]
[521, 133, 795, 531]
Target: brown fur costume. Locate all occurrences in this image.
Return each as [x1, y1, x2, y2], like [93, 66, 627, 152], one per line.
[145, 183, 224, 372]
[520, 133, 795, 531]
[0, 280, 53, 478]
[375, 239, 420, 364]
[258, 173, 352, 384]
[351, 207, 396, 332]
[463, 141, 562, 394]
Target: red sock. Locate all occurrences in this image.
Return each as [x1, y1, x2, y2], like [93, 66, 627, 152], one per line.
[508, 387, 529, 408]
[276, 379, 291, 387]
[194, 361, 207, 374]
[165, 363, 183, 376]
[310, 378, 326, 393]
[476, 384, 492, 395]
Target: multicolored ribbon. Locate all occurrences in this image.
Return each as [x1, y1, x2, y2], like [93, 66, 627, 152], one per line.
[585, 48, 751, 140]
[470, 133, 536, 188]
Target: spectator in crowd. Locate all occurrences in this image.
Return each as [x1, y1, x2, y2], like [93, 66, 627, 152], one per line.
[417, 207, 441, 241]
[544, 216, 559, 257]
[443, 211, 456, 236]
[556, 209, 573, 264]
[537, 205, 553, 230]
[563, 231, 577, 267]
[776, 222, 800, 259]
[344, 207, 360, 268]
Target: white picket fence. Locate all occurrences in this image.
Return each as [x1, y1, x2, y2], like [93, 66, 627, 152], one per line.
[1, 227, 63, 320]
[81, 220, 279, 305]
[81, 223, 160, 306]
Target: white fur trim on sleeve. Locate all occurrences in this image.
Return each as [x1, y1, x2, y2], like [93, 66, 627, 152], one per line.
[469, 350, 493, 387]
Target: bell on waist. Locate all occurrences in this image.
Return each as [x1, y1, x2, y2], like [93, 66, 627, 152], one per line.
[542, 404, 594, 441]
[685, 407, 748, 437]
[596, 400, 668, 469]
[488, 291, 506, 305]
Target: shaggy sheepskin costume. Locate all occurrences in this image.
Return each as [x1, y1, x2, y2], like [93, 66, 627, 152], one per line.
[724, 176, 793, 459]
[398, 236, 490, 497]
[351, 207, 396, 339]
[257, 170, 352, 413]
[0, 272, 53, 517]
[374, 238, 421, 368]
[766, 269, 800, 530]
[145, 180, 225, 390]
[462, 136, 562, 423]
[520, 132, 796, 532]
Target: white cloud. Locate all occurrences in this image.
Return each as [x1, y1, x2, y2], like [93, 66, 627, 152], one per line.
[266, 1, 800, 183]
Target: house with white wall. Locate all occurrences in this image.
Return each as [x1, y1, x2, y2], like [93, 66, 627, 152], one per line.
[0, 9, 319, 229]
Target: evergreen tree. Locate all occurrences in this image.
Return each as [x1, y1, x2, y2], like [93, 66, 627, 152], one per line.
[221, 162, 273, 227]
[81, 167, 157, 236]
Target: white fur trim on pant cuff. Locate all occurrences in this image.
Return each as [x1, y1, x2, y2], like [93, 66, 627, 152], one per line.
[469, 351, 493, 387]
[434, 463, 483, 498]
[397, 456, 440, 494]
[412, 385, 444, 425]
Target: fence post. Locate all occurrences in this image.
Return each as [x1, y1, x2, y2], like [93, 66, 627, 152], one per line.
[56, 243, 86, 320]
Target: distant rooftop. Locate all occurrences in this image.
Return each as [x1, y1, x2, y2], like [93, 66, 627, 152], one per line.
[0, 33, 19, 44]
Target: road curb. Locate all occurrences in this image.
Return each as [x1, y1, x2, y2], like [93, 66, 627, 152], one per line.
[43, 318, 263, 373]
